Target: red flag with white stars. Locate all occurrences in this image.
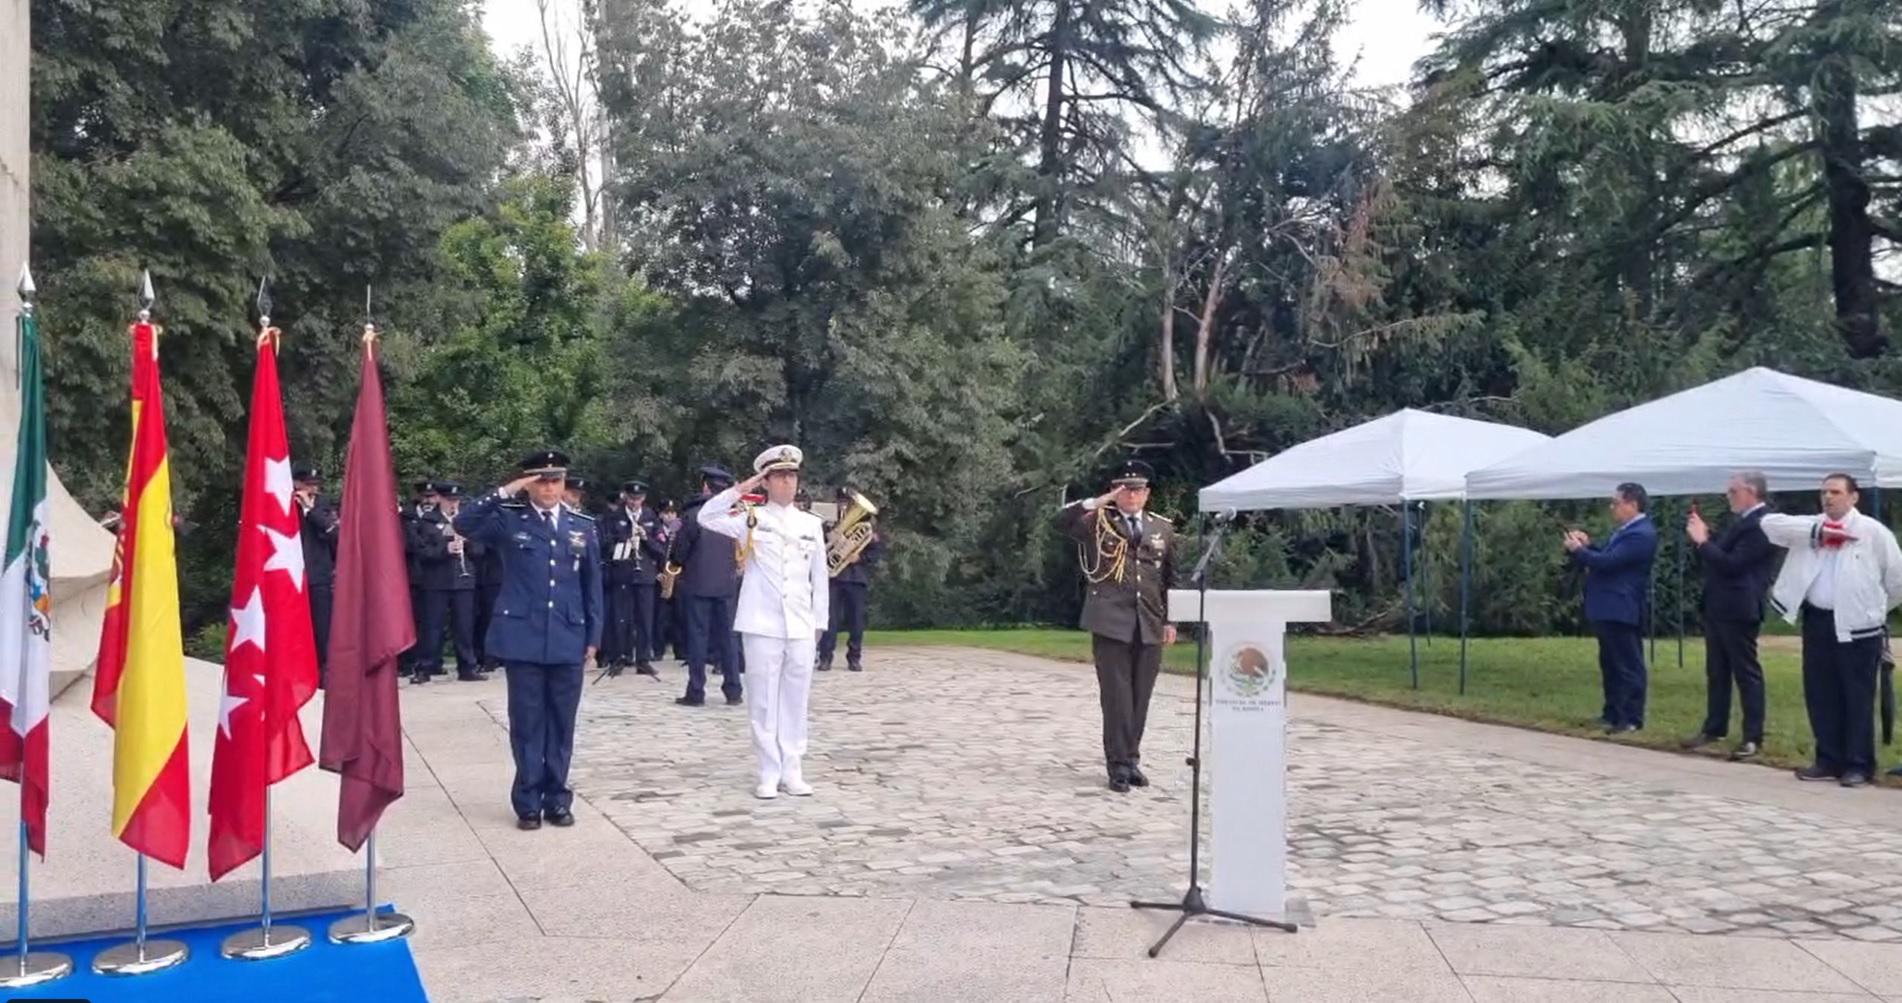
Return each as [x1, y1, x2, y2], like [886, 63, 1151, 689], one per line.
[207, 329, 319, 880]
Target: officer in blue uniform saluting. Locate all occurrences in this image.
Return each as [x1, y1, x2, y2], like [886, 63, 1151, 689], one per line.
[454, 449, 605, 830]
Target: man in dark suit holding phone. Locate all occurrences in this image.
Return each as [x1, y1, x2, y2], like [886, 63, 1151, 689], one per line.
[1683, 472, 1779, 760]
[1565, 482, 1659, 734]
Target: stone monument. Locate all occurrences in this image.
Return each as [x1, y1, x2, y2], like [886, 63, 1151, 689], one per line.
[2, 0, 116, 697]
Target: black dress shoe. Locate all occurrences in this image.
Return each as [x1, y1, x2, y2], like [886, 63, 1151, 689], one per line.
[817, 659, 833, 672]
[1680, 732, 1721, 750]
[1795, 765, 1840, 782]
[547, 810, 576, 827]
[457, 670, 483, 682]
[1108, 773, 1131, 793]
[1840, 772, 1871, 788]
[409, 671, 430, 685]
[1125, 767, 1149, 788]
[725, 694, 744, 706]
[635, 662, 658, 677]
[517, 815, 542, 831]
[675, 696, 705, 707]
[847, 661, 863, 673]
[1729, 741, 1762, 761]
[1605, 723, 1639, 735]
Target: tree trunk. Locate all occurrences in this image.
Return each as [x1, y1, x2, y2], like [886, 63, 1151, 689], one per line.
[1191, 256, 1227, 397]
[1815, 47, 1886, 357]
[1160, 264, 1178, 401]
[1032, 0, 1070, 249]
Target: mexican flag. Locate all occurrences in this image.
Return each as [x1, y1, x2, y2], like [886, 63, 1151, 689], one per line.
[0, 283, 53, 856]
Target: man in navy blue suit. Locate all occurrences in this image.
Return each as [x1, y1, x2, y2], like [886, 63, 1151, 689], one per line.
[1683, 472, 1779, 760]
[454, 449, 604, 830]
[1565, 482, 1658, 734]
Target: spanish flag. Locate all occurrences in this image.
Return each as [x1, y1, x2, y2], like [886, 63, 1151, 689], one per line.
[90, 302, 190, 869]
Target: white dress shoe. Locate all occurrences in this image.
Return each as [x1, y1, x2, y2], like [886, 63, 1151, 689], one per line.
[781, 777, 813, 797]
[754, 782, 779, 800]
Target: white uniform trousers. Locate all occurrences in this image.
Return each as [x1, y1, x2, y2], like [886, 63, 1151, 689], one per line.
[742, 632, 816, 786]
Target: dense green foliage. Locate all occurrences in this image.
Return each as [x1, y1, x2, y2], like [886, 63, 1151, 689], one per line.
[28, 0, 1902, 634]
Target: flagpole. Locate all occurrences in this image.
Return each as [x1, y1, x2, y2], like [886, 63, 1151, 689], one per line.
[92, 855, 188, 976]
[0, 819, 71, 989]
[220, 787, 312, 960]
[327, 828, 414, 944]
[0, 272, 72, 991]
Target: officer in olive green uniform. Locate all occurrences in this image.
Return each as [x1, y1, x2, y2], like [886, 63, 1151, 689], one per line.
[1057, 459, 1177, 792]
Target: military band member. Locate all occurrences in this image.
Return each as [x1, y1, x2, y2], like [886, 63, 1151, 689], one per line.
[701, 446, 830, 799]
[658, 498, 684, 661]
[819, 486, 882, 673]
[293, 466, 339, 686]
[1057, 459, 1178, 793]
[564, 475, 591, 514]
[415, 482, 486, 682]
[603, 480, 666, 678]
[402, 480, 440, 679]
[475, 524, 504, 673]
[454, 450, 604, 830]
[675, 466, 743, 706]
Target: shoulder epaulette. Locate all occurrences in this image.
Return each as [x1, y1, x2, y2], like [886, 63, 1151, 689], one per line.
[569, 511, 596, 522]
[1151, 513, 1174, 525]
[500, 502, 527, 510]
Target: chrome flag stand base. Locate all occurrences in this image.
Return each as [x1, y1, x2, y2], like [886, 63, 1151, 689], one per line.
[0, 951, 73, 988]
[221, 924, 311, 961]
[222, 790, 311, 960]
[329, 831, 414, 945]
[3, 820, 73, 988]
[327, 911, 414, 945]
[92, 938, 188, 977]
[94, 856, 189, 976]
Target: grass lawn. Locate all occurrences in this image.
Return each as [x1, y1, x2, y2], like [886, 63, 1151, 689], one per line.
[865, 628, 1902, 783]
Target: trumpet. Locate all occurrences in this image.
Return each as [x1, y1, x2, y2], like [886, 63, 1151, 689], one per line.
[441, 518, 469, 577]
[827, 490, 879, 577]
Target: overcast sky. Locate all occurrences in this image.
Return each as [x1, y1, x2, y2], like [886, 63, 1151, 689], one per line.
[480, 0, 1446, 91]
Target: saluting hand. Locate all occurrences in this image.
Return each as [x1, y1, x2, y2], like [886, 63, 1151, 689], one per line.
[501, 474, 540, 496]
[737, 471, 767, 495]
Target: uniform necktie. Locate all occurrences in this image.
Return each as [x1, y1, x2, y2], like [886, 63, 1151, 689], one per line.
[542, 509, 555, 532]
[1125, 514, 1142, 543]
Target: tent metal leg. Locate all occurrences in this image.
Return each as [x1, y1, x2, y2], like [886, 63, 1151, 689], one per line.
[1421, 503, 1432, 647]
[1677, 498, 1686, 669]
[1459, 500, 1472, 696]
[1404, 502, 1418, 689]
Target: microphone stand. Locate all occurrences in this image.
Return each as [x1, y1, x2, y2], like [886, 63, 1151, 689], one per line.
[1131, 512, 1295, 958]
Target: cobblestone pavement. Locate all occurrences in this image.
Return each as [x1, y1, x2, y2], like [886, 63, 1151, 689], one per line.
[532, 646, 1902, 942]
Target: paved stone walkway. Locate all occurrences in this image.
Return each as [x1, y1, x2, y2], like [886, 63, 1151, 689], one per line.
[390, 645, 1902, 1001]
[546, 647, 1902, 942]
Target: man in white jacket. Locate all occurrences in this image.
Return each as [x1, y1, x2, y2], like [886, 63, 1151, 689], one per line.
[1760, 473, 1902, 788]
[699, 445, 830, 799]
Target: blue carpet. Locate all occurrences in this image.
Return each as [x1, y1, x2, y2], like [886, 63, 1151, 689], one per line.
[6, 905, 426, 1002]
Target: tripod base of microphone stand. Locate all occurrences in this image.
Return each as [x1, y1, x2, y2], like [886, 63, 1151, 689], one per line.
[1131, 886, 1295, 958]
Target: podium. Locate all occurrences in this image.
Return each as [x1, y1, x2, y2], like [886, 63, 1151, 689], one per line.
[1169, 588, 1331, 919]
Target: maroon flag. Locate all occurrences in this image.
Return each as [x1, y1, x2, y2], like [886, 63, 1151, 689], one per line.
[318, 330, 411, 850]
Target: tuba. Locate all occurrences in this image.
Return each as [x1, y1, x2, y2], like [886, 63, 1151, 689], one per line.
[827, 490, 879, 577]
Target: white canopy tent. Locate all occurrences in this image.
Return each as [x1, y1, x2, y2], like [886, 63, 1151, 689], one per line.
[1465, 367, 1902, 501]
[1462, 367, 1902, 683]
[1197, 409, 1553, 690]
[1199, 409, 1553, 511]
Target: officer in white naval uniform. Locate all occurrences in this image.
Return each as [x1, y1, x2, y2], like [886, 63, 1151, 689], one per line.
[699, 444, 831, 799]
